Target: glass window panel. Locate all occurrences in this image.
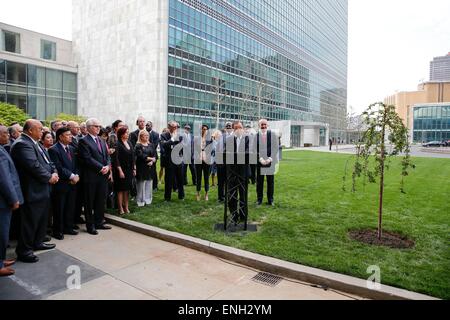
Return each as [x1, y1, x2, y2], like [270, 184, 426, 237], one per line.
[1, 30, 21, 53]
[46, 97, 63, 118]
[62, 99, 76, 115]
[46, 69, 62, 97]
[27, 95, 46, 120]
[0, 59, 5, 84]
[41, 40, 56, 61]
[7, 61, 26, 85]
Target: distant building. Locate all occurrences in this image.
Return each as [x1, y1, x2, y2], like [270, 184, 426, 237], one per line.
[430, 53, 450, 82]
[384, 81, 450, 130]
[0, 22, 77, 120]
[412, 103, 450, 143]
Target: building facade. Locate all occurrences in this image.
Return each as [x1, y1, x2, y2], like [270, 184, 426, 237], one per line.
[412, 103, 450, 143]
[73, 0, 348, 144]
[0, 23, 77, 120]
[430, 53, 450, 82]
[384, 81, 450, 130]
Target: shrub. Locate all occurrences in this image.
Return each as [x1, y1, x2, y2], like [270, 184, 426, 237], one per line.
[45, 113, 88, 126]
[0, 102, 30, 126]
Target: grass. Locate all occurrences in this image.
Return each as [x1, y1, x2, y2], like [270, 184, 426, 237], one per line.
[112, 151, 450, 299]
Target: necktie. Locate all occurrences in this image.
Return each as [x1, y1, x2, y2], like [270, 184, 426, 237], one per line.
[37, 144, 50, 164]
[65, 146, 72, 161]
[95, 137, 103, 154]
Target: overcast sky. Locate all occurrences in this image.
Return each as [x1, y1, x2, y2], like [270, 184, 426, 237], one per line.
[0, 0, 449, 114]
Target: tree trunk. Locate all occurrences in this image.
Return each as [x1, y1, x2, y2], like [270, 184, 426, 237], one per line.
[378, 110, 387, 241]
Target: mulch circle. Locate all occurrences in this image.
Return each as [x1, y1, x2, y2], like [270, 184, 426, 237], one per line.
[349, 229, 415, 249]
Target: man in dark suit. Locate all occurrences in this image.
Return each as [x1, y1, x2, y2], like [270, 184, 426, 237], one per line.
[67, 121, 85, 227]
[129, 116, 146, 147]
[256, 119, 278, 206]
[225, 122, 250, 224]
[10, 120, 59, 263]
[49, 127, 80, 240]
[78, 118, 112, 235]
[160, 121, 184, 201]
[146, 121, 160, 190]
[182, 124, 196, 186]
[216, 122, 234, 202]
[0, 144, 24, 276]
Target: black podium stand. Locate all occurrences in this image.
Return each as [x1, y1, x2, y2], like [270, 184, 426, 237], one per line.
[215, 165, 257, 233]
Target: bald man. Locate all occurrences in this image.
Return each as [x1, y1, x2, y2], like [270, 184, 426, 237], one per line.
[10, 120, 59, 263]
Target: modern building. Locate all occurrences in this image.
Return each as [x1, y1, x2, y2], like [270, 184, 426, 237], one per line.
[411, 103, 450, 143]
[72, 0, 348, 146]
[0, 22, 77, 120]
[384, 81, 450, 130]
[430, 53, 450, 82]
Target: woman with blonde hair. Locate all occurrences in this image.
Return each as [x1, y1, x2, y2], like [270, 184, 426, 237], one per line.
[134, 130, 157, 207]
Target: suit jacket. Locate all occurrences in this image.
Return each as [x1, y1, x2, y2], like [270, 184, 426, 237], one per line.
[10, 134, 53, 203]
[160, 131, 183, 164]
[0, 145, 24, 209]
[129, 129, 140, 147]
[78, 135, 111, 183]
[49, 143, 79, 192]
[1, 143, 11, 154]
[224, 135, 250, 167]
[149, 130, 160, 151]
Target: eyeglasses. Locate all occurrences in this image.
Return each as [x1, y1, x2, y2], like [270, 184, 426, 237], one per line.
[91, 125, 101, 129]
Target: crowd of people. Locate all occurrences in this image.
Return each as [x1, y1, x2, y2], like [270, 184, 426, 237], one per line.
[0, 116, 279, 277]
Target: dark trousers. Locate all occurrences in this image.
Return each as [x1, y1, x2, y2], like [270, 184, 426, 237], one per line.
[74, 182, 85, 222]
[183, 163, 197, 185]
[51, 188, 76, 234]
[217, 165, 226, 201]
[257, 170, 275, 204]
[249, 164, 257, 184]
[9, 207, 21, 241]
[83, 178, 108, 229]
[16, 200, 49, 256]
[195, 163, 210, 193]
[227, 165, 248, 222]
[0, 209, 12, 269]
[152, 168, 158, 190]
[164, 162, 185, 201]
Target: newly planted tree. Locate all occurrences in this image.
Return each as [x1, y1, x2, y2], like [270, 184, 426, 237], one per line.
[344, 102, 415, 241]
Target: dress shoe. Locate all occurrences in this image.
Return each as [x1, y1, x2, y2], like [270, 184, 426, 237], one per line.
[17, 254, 39, 263]
[268, 202, 275, 206]
[34, 243, 56, 251]
[4, 260, 16, 267]
[73, 225, 80, 230]
[52, 233, 65, 241]
[95, 224, 112, 230]
[87, 228, 98, 235]
[44, 235, 52, 242]
[0, 267, 15, 277]
[64, 229, 79, 236]
[257, 201, 263, 206]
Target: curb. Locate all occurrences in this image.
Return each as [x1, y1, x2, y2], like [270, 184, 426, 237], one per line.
[105, 214, 438, 301]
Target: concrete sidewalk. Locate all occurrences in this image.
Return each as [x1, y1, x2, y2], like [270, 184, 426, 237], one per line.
[3, 226, 360, 300]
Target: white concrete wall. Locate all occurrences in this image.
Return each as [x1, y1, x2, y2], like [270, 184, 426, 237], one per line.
[72, 0, 169, 131]
[0, 22, 74, 69]
[303, 128, 320, 147]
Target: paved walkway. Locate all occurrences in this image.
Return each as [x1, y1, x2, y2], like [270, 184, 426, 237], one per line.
[3, 227, 361, 300]
[288, 145, 450, 158]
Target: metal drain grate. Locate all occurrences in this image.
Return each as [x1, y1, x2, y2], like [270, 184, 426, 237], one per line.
[251, 272, 283, 287]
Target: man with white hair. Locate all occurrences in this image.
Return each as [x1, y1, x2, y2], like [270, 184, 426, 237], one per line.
[78, 119, 112, 235]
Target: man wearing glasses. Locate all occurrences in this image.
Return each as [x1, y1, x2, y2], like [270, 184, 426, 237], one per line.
[78, 119, 112, 235]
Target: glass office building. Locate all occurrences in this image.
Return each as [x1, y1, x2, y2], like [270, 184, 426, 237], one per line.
[167, 0, 348, 137]
[0, 59, 77, 120]
[412, 103, 450, 143]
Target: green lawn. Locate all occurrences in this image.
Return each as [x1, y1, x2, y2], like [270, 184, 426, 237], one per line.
[115, 151, 450, 299]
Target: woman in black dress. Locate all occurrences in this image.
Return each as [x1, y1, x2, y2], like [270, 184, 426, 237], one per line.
[113, 127, 136, 215]
[134, 130, 157, 207]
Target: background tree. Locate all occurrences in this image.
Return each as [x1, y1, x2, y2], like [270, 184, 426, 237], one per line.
[0, 102, 30, 126]
[344, 102, 415, 240]
[46, 113, 88, 127]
